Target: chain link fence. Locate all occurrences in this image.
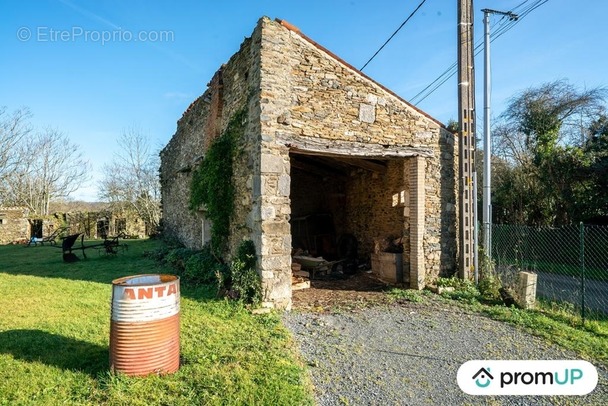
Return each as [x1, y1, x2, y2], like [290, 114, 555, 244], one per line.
[491, 223, 608, 322]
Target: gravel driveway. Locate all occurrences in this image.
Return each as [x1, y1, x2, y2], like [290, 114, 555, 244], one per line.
[283, 298, 608, 405]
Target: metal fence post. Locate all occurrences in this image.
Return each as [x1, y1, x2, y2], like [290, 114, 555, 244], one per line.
[580, 222, 586, 325]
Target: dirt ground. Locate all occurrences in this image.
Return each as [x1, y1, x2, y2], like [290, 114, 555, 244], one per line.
[291, 271, 401, 312]
[286, 273, 608, 405]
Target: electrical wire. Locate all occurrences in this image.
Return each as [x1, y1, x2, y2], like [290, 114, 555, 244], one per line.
[409, 0, 549, 105]
[410, 0, 547, 104]
[360, 0, 428, 71]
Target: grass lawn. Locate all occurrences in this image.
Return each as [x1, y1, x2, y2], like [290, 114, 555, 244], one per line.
[499, 259, 608, 282]
[0, 239, 313, 405]
[390, 288, 608, 366]
[478, 299, 608, 365]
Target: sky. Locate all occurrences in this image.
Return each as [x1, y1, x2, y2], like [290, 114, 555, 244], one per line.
[1, 0, 606, 201]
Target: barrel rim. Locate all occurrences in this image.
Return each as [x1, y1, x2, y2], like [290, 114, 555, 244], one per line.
[112, 273, 179, 287]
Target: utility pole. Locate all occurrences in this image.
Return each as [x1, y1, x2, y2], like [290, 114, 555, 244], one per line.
[458, 0, 476, 280]
[481, 8, 518, 258]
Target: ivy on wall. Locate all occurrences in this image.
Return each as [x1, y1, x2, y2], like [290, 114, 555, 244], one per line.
[189, 110, 247, 255]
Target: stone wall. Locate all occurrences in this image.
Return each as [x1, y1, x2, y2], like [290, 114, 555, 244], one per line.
[161, 89, 212, 248]
[257, 17, 457, 287]
[160, 25, 262, 255]
[344, 159, 408, 258]
[0, 207, 148, 245]
[0, 207, 29, 244]
[63, 210, 146, 239]
[161, 17, 458, 308]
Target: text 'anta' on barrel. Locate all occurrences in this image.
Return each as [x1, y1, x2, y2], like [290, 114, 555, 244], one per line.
[110, 274, 180, 376]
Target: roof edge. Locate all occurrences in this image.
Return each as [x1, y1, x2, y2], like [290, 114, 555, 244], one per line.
[275, 18, 446, 129]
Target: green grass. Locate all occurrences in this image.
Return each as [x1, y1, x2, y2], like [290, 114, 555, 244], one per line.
[498, 259, 608, 282]
[478, 301, 608, 365]
[387, 288, 427, 303]
[0, 240, 313, 405]
[431, 285, 608, 366]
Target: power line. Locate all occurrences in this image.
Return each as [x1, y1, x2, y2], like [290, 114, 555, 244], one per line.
[360, 0, 428, 71]
[409, 0, 549, 105]
[410, 0, 546, 104]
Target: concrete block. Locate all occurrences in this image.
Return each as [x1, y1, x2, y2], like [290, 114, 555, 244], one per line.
[517, 271, 537, 309]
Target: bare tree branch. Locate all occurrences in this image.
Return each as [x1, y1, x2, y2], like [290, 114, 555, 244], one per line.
[2, 128, 90, 214]
[0, 107, 32, 191]
[98, 127, 161, 235]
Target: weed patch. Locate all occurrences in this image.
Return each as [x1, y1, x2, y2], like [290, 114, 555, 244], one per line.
[388, 288, 425, 303]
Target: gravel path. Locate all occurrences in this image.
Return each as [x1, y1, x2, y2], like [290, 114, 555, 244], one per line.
[283, 299, 608, 405]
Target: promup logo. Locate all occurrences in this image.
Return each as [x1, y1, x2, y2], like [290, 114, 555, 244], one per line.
[457, 360, 598, 396]
[472, 367, 494, 388]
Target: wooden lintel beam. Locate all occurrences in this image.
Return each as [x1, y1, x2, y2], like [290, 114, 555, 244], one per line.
[275, 133, 434, 159]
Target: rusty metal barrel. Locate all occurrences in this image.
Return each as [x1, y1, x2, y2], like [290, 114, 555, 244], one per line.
[110, 274, 180, 376]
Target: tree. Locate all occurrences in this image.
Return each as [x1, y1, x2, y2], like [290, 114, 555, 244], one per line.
[1, 129, 90, 215]
[98, 127, 161, 235]
[502, 80, 605, 160]
[582, 115, 608, 221]
[0, 107, 31, 190]
[491, 80, 607, 226]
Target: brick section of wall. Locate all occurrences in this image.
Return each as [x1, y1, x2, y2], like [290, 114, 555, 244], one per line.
[203, 69, 224, 151]
[409, 156, 426, 289]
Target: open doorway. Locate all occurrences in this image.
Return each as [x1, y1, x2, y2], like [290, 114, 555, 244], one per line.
[289, 152, 411, 296]
[97, 217, 109, 239]
[30, 219, 43, 239]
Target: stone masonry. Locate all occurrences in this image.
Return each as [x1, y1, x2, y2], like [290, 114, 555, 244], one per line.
[160, 17, 458, 309]
[0, 207, 30, 244]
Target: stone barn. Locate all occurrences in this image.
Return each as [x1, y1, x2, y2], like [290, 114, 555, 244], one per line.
[0, 207, 30, 244]
[160, 17, 458, 309]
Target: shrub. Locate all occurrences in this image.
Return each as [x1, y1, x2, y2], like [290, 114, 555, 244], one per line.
[183, 245, 228, 289]
[478, 273, 502, 302]
[477, 250, 502, 302]
[228, 240, 261, 305]
[165, 247, 196, 272]
[152, 239, 262, 305]
[189, 110, 246, 256]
